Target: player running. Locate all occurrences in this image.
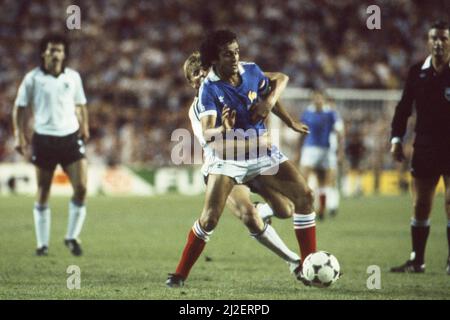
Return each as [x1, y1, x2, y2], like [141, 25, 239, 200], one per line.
[166, 30, 317, 287]
[12, 34, 89, 256]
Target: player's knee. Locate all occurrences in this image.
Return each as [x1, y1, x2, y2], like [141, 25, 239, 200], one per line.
[240, 208, 260, 230]
[273, 201, 294, 219]
[37, 184, 51, 199]
[413, 199, 432, 212]
[305, 187, 315, 203]
[74, 183, 87, 198]
[200, 208, 221, 231]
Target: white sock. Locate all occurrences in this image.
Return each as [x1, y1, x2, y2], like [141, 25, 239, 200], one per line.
[327, 187, 340, 210]
[256, 203, 274, 221]
[293, 212, 316, 229]
[252, 224, 300, 263]
[192, 219, 213, 242]
[33, 203, 51, 248]
[66, 201, 87, 240]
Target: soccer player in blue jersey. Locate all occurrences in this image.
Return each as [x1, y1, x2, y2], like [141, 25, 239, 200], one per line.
[167, 30, 317, 287]
[181, 51, 307, 281]
[296, 90, 344, 220]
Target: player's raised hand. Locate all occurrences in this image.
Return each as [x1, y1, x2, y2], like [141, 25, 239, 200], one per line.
[222, 106, 236, 130]
[290, 121, 310, 135]
[390, 142, 405, 162]
[250, 100, 272, 123]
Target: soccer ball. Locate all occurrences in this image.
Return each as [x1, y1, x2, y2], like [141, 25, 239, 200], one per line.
[302, 251, 340, 288]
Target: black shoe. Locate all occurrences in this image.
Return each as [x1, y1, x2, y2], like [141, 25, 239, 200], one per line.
[293, 266, 311, 287]
[36, 246, 48, 256]
[64, 239, 83, 256]
[166, 273, 185, 288]
[390, 260, 425, 273]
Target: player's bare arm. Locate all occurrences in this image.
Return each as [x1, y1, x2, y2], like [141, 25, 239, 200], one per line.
[250, 72, 289, 123]
[264, 72, 289, 107]
[12, 104, 29, 156]
[76, 104, 90, 141]
[271, 101, 310, 135]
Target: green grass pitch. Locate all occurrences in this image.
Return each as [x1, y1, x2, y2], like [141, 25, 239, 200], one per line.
[0, 194, 449, 299]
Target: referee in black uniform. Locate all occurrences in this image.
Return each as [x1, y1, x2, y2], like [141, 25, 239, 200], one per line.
[390, 21, 450, 274]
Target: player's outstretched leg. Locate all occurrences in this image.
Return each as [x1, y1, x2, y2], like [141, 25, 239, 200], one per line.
[166, 219, 213, 288]
[255, 161, 317, 262]
[226, 186, 301, 271]
[166, 174, 234, 288]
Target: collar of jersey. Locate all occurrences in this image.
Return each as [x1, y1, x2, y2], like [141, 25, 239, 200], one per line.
[40, 65, 66, 77]
[421, 55, 432, 70]
[421, 55, 450, 73]
[206, 63, 245, 82]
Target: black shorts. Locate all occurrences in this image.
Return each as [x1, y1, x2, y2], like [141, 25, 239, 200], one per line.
[411, 136, 450, 178]
[31, 131, 86, 171]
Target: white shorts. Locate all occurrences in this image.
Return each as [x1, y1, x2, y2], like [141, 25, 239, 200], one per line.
[300, 146, 333, 170]
[201, 145, 288, 184]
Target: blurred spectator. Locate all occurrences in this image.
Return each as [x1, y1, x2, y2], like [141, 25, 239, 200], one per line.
[0, 0, 448, 165]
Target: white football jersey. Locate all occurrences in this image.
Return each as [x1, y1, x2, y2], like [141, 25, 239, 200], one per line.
[188, 96, 214, 159]
[15, 67, 87, 136]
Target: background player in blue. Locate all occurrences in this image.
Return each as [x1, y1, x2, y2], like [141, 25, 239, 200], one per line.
[167, 30, 317, 287]
[296, 90, 344, 220]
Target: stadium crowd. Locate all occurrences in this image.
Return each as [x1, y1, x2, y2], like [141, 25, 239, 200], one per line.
[0, 0, 447, 166]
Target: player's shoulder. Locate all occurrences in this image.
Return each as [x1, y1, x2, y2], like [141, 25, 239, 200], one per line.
[240, 61, 261, 73]
[64, 67, 82, 78]
[324, 105, 337, 115]
[23, 67, 42, 81]
[201, 71, 222, 94]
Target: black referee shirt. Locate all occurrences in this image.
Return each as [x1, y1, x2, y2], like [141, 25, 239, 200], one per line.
[391, 57, 450, 144]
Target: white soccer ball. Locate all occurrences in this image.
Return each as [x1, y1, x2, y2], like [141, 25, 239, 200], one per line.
[302, 251, 340, 288]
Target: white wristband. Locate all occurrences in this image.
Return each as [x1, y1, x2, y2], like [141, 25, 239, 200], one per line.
[391, 137, 402, 144]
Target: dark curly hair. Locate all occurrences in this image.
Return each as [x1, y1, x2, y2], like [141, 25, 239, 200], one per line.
[39, 33, 69, 66]
[200, 29, 237, 69]
[430, 20, 450, 32]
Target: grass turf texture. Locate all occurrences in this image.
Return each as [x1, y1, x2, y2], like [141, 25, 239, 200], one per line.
[0, 194, 449, 299]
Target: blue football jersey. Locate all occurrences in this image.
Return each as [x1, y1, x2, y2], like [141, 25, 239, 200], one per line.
[196, 62, 270, 137]
[301, 106, 339, 148]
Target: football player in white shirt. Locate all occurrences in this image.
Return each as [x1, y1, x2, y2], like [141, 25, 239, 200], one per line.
[12, 34, 89, 256]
